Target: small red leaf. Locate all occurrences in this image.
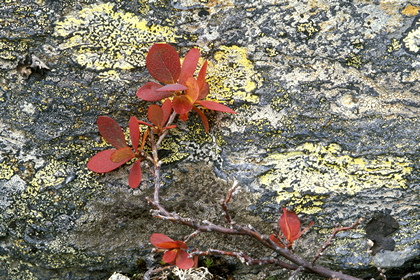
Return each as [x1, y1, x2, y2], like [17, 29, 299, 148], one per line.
[136, 82, 174, 102]
[97, 116, 128, 149]
[150, 233, 179, 249]
[128, 160, 142, 189]
[197, 60, 208, 91]
[129, 116, 140, 152]
[269, 234, 285, 248]
[179, 112, 189, 121]
[161, 99, 172, 127]
[198, 82, 209, 100]
[279, 208, 301, 243]
[176, 250, 194, 270]
[185, 76, 199, 103]
[172, 95, 193, 115]
[163, 125, 176, 130]
[148, 104, 163, 127]
[192, 106, 209, 133]
[137, 120, 153, 127]
[87, 150, 129, 173]
[163, 249, 178, 264]
[146, 44, 181, 84]
[175, 240, 188, 250]
[110, 147, 135, 163]
[196, 100, 236, 114]
[156, 83, 188, 92]
[179, 48, 200, 85]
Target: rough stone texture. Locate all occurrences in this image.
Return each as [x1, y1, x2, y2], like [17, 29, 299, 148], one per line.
[0, 0, 419, 279]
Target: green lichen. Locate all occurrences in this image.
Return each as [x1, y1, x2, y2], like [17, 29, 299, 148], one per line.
[53, 2, 176, 71]
[207, 45, 261, 104]
[259, 143, 412, 214]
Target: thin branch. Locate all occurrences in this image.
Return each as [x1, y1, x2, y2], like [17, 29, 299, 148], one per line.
[312, 217, 364, 266]
[288, 266, 305, 280]
[184, 230, 201, 243]
[402, 272, 420, 280]
[143, 265, 174, 280]
[156, 111, 177, 148]
[145, 112, 363, 280]
[220, 179, 239, 224]
[191, 249, 299, 270]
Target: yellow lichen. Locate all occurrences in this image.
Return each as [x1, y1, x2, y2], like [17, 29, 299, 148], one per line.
[401, 4, 420, 17]
[0, 161, 14, 180]
[296, 21, 319, 38]
[259, 143, 412, 214]
[207, 45, 261, 104]
[29, 159, 66, 190]
[345, 53, 363, 68]
[53, 2, 176, 71]
[387, 38, 401, 52]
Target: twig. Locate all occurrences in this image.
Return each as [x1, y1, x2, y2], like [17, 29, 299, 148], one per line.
[184, 230, 201, 243]
[402, 272, 420, 280]
[220, 179, 239, 224]
[146, 117, 363, 280]
[288, 266, 305, 280]
[378, 267, 387, 280]
[190, 249, 299, 270]
[143, 265, 174, 280]
[312, 217, 364, 266]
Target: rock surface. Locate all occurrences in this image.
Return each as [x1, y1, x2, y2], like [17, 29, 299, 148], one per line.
[0, 0, 419, 279]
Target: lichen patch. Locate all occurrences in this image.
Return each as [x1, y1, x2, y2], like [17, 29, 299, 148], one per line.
[257, 143, 412, 213]
[53, 2, 176, 70]
[402, 16, 420, 53]
[207, 45, 261, 104]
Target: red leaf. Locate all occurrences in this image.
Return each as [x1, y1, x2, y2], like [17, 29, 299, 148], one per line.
[192, 106, 209, 133]
[269, 234, 285, 248]
[197, 60, 208, 91]
[137, 120, 153, 127]
[97, 116, 128, 149]
[163, 125, 177, 130]
[156, 83, 188, 92]
[136, 82, 174, 102]
[87, 150, 129, 173]
[163, 249, 178, 264]
[179, 48, 200, 85]
[161, 99, 172, 127]
[179, 112, 189, 121]
[175, 240, 188, 250]
[198, 82, 209, 100]
[129, 116, 140, 152]
[176, 250, 194, 270]
[279, 208, 301, 243]
[150, 233, 179, 249]
[129, 160, 142, 188]
[196, 100, 236, 114]
[146, 44, 181, 84]
[148, 104, 163, 128]
[185, 76, 199, 103]
[172, 95, 193, 115]
[110, 147, 135, 163]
